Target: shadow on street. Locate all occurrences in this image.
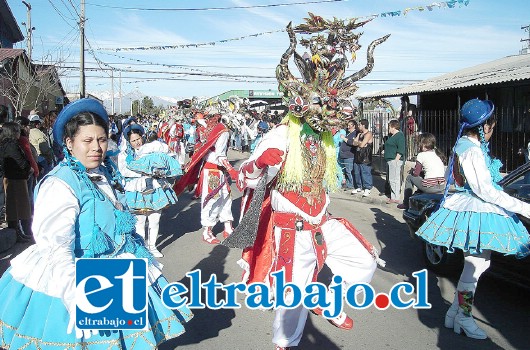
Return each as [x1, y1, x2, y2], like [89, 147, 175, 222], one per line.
[159, 244, 236, 348]
[369, 207, 529, 349]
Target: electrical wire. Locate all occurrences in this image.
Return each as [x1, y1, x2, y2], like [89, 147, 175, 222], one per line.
[46, 0, 77, 28]
[85, 0, 346, 12]
[58, 0, 78, 19]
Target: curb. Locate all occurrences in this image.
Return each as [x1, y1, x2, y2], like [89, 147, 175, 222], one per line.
[331, 190, 404, 215]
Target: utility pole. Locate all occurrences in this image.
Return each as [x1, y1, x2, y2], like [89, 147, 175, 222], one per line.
[119, 71, 122, 114]
[21, 1, 34, 62]
[521, 25, 530, 55]
[110, 69, 114, 114]
[79, 0, 86, 98]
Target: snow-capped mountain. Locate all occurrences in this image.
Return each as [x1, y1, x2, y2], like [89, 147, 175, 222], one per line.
[90, 90, 180, 115]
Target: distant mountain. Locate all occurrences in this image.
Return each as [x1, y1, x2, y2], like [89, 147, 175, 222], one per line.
[90, 90, 180, 115]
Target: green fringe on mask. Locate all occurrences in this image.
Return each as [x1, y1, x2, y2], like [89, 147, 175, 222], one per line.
[277, 113, 339, 193]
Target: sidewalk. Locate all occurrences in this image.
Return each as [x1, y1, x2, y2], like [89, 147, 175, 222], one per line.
[332, 171, 404, 215]
[227, 149, 405, 214]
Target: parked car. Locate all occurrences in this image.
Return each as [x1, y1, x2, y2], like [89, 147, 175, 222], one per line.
[403, 161, 530, 288]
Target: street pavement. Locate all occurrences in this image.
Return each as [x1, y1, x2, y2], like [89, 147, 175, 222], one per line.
[1, 149, 528, 350]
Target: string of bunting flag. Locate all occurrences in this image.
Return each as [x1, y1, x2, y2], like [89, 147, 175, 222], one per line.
[97, 0, 470, 52]
[97, 51, 218, 74]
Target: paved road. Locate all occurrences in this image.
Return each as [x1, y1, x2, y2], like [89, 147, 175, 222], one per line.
[1, 150, 528, 350]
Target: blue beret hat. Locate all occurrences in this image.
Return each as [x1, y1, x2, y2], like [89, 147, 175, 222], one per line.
[121, 116, 137, 131]
[53, 98, 109, 146]
[123, 123, 145, 139]
[460, 98, 494, 128]
[258, 121, 269, 131]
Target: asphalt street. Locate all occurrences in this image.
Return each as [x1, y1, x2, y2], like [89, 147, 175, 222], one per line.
[1, 150, 528, 350]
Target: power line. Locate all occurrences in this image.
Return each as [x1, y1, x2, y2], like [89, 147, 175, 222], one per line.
[86, 0, 345, 12]
[58, 0, 78, 19]
[66, 0, 81, 17]
[59, 61, 448, 74]
[59, 65, 275, 79]
[46, 0, 77, 28]
[62, 72, 421, 84]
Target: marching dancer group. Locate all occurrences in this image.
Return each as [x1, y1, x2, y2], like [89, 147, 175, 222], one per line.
[1, 13, 529, 350]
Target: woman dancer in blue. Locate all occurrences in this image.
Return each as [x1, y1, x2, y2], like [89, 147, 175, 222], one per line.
[0, 98, 192, 349]
[416, 98, 530, 340]
[118, 123, 181, 258]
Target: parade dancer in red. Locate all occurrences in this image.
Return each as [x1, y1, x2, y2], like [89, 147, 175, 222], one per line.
[174, 113, 239, 244]
[167, 117, 186, 167]
[231, 15, 389, 349]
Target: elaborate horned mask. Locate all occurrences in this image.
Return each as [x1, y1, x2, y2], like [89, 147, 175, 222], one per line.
[277, 13, 390, 132]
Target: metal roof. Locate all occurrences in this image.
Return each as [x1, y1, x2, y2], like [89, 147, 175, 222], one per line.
[213, 89, 283, 100]
[0, 48, 25, 61]
[356, 54, 530, 99]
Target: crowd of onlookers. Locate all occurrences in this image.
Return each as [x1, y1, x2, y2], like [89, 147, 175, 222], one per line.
[0, 109, 59, 241]
[228, 110, 282, 153]
[1, 103, 451, 246]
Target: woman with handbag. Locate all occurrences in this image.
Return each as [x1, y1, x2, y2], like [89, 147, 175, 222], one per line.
[352, 119, 373, 197]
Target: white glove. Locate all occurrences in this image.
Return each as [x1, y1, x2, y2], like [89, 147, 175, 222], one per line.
[67, 308, 98, 339]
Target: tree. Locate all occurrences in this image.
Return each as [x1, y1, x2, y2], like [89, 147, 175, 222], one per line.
[131, 99, 140, 115]
[0, 51, 65, 118]
[0, 51, 34, 118]
[141, 96, 155, 115]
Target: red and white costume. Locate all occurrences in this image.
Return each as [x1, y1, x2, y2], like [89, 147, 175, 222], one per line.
[168, 121, 186, 166]
[174, 122, 238, 243]
[238, 124, 380, 348]
[198, 128, 233, 227]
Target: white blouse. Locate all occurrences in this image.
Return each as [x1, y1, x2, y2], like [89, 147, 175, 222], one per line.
[9, 169, 162, 315]
[444, 137, 530, 218]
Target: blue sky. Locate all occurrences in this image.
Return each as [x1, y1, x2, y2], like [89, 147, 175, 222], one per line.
[8, 0, 530, 103]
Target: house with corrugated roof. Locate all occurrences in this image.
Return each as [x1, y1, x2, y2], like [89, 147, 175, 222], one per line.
[356, 54, 530, 171]
[0, 0, 67, 121]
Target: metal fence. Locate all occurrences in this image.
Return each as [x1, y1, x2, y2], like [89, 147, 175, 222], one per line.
[363, 105, 530, 173]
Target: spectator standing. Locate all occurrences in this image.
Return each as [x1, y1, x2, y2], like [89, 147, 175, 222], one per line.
[404, 105, 418, 159]
[384, 119, 405, 203]
[332, 124, 347, 188]
[16, 117, 39, 211]
[352, 119, 374, 197]
[0, 122, 33, 242]
[339, 120, 358, 193]
[28, 114, 54, 179]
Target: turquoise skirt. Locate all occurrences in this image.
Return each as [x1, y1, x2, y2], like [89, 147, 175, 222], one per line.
[127, 153, 182, 178]
[416, 207, 530, 258]
[0, 269, 193, 349]
[125, 186, 178, 211]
